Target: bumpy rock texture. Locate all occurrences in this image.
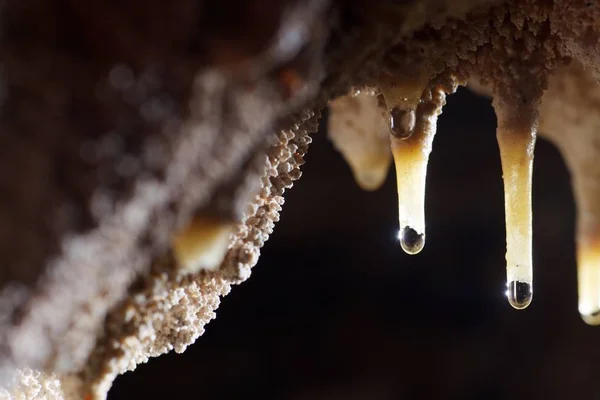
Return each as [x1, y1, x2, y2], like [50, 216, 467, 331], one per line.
[2, 0, 600, 398]
[0, 0, 327, 389]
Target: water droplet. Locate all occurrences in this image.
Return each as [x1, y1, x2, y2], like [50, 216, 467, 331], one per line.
[399, 226, 425, 255]
[507, 281, 532, 309]
[389, 107, 415, 139]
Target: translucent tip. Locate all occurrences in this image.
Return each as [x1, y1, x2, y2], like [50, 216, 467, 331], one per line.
[399, 226, 425, 255]
[389, 107, 416, 139]
[580, 310, 600, 326]
[506, 281, 533, 310]
[577, 244, 600, 325]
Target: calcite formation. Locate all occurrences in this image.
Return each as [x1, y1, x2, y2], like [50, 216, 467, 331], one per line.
[2, 0, 600, 398]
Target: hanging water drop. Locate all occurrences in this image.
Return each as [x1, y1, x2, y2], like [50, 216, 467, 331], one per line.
[389, 106, 416, 139]
[399, 226, 425, 255]
[380, 70, 429, 141]
[494, 97, 537, 310]
[506, 280, 533, 310]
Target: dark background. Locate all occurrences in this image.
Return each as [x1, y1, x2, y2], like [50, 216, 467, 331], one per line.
[110, 89, 600, 399]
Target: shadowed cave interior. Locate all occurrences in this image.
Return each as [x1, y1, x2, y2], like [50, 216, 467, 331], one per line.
[109, 88, 600, 399]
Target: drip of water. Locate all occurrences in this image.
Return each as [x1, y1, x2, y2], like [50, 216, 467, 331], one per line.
[380, 71, 428, 141]
[506, 280, 533, 309]
[399, 226, 425, 255]
[389, 107, 416, 139]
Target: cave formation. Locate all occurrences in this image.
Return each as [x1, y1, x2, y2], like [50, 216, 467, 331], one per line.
[2, 0, 600, 398]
